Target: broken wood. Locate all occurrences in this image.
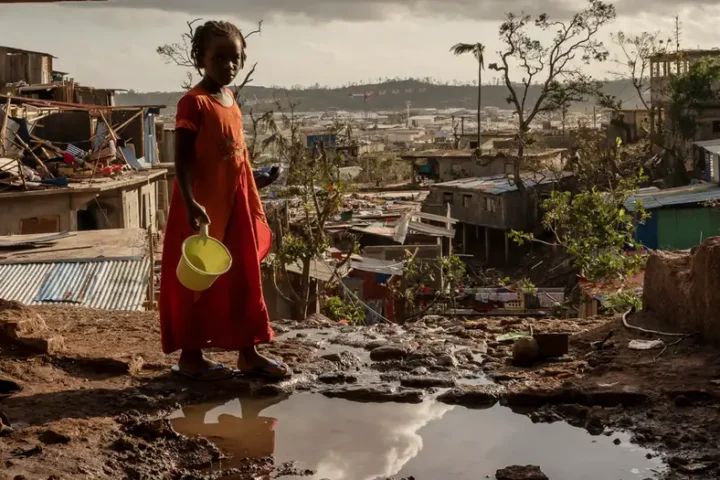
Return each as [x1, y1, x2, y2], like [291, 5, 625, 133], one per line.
[13, 136, 53, 179]
[0, 97, 10, 156]
[98, 110, 132, 170]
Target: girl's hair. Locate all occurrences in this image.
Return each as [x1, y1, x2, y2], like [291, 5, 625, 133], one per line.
[190, 20, 247, 74]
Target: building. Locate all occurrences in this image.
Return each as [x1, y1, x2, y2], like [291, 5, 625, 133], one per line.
[607, 109, 650, 144]
[0, 46, 55, 86]
[650, 49, 720, 139]
[401, 147, 566, 183]
[0, 171, 167, 235]
[423, 171, 573, 263]
[628, 184, 720, 250]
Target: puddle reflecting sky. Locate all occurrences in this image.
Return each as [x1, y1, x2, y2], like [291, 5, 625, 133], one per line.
[168, 393, 663, 480]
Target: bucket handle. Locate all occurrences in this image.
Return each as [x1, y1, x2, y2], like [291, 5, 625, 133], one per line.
[199, 222, 210, 238]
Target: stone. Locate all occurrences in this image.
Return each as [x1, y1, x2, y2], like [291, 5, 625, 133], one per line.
[400, 376, 456, 389]
[39, 429, 72, 445]
[437, 353, 458, 367]
[495, 465, 548, 480]
[322, 386, 424, 404]
[613, 438, 621, 445]
[364, 340, 388, 351]
[370, 345, 409, 362]
[318, 372, 359, 385]
[320, 351, 360, 369]
[438, 385, 503, 408]
[512, 337, 540, 366]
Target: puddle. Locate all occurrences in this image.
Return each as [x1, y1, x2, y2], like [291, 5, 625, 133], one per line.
[168, 393, 663, 480]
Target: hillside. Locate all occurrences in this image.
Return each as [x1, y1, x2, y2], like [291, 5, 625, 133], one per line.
[117, 79, 644, 112]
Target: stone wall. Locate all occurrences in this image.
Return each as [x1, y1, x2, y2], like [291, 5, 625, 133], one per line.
[643, 237, 720, 345]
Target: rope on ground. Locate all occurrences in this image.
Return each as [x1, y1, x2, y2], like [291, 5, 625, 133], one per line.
[654, 334, 695, 361]
[621, 308, 688, 337]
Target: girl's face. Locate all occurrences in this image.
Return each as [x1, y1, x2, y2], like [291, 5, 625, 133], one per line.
[202, 35, 244, 87]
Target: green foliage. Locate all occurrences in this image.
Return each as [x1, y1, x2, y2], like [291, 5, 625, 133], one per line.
[602, 290, 642, 314]
[667, 58, 720, 140]
[323, 296, 366, 324]
[396, 254, 469, 314]
[511, 170, 648, 282]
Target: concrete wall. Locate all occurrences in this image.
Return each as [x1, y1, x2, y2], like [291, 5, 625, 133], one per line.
[0, 193, 75, 235]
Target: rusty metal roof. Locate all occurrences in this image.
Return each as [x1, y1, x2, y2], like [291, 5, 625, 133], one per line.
[0, 258, 150, 310]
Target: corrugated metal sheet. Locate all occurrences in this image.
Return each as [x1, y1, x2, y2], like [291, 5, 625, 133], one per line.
[627, 184, 720, 211]
[432, 170, 572, 195]
[0, 258, 150, 310]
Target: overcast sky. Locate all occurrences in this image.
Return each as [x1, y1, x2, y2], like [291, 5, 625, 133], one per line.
[0, 0, 718, 92]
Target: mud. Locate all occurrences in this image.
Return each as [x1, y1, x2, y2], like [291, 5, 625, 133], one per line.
[0, 302, 718, 479]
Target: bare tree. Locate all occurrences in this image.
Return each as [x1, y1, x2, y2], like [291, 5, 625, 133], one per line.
[610, 31, 670, 112]
[157, 19, 263, 99]
[488, 0, 616, 191]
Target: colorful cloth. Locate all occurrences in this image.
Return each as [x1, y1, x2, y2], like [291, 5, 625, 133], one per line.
[159, 86, 273, 354]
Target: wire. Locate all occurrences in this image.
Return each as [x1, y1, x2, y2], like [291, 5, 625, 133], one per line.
[320, 255, 395, 324]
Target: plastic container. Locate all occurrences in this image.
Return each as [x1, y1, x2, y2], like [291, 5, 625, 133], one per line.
[176, 223, 232, 291]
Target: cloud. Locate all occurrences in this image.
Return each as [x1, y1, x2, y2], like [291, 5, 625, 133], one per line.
[77, 0, 707, 22]
[85, 0, 720, 24]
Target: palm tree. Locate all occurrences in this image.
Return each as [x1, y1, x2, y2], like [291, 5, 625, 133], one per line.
[451, 43, 485, 149]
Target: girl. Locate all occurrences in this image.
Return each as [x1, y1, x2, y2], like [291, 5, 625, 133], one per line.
[160, 20, 289, 381]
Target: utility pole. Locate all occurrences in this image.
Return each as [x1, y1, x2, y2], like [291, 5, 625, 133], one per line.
[405, 101, 411, 128]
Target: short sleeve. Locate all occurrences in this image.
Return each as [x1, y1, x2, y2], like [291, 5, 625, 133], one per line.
[176, 94, 202, 132]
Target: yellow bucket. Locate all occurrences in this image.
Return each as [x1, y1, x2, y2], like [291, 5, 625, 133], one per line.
[176, 223, 232, 292]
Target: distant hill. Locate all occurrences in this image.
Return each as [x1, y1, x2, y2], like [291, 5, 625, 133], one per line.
[117, 79, 645, 113]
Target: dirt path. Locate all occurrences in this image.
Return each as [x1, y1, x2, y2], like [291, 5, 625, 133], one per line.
[1, 302, 718, 479]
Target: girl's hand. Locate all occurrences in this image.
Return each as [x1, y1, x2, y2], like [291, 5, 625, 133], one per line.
[186, 200, 210, 231]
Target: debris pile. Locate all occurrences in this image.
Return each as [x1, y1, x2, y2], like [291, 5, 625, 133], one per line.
[0, 95, 162, 193]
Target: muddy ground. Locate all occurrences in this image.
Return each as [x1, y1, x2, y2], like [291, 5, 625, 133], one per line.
[1, 301, 719, 480]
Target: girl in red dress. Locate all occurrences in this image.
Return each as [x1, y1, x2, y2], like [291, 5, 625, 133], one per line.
[160, 20, 290, 381]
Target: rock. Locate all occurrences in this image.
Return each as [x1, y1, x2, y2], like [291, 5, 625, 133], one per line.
[318, 372, 359, 385]
[613, 438, 621, 445]
[320, 351, 360, 368]
[39, 429, 72, 445]
[0, 410, 12, 437]
[364, 340, 388, 351]
[400, 376, 456, 389]
[412, 367, 429, 375]
[495, 465, 548, 480]
[0, 378, 22, 397]
[437, 353, 458, 367]
[370, 345, 409, 362]
[438, 385, 503, 408]
[322, 386, 424, 404]
[512, 338, 539, 366]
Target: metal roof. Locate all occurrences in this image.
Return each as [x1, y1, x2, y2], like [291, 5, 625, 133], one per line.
[626, 184, 720, 211]
[432, 170, 572, 195]
[0, 258, 150, 310]
[350, 256, 404, 276]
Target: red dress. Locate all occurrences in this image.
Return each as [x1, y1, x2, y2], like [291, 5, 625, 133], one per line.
[159, 87, 273, 354]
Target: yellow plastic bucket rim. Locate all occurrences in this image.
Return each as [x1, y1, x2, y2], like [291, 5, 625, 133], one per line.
[180, 223, 232, 277]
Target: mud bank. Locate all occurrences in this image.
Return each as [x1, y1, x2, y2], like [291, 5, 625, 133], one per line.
[0, 302, 718, 479]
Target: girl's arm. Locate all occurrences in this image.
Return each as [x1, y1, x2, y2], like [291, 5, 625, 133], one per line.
[174, 128, 209, 230]
[175, 94, 210, 230]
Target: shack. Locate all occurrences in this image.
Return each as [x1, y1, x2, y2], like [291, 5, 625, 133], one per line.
[628, 184, 720, 250]
[424, 171, 573, 263]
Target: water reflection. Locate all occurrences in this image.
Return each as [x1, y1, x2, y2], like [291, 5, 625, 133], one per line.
[168, 394, 663, 480]
[169, 396, 286, 463]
